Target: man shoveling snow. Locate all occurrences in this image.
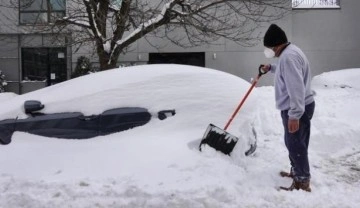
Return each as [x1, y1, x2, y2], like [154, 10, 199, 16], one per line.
[260, 24, 315, 192]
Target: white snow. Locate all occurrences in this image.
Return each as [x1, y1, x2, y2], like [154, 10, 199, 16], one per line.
[62, 16, 91, 28]
[0, 65, 359, 208]
[103, 40, 111, 53]
[0, 92, 17, 103]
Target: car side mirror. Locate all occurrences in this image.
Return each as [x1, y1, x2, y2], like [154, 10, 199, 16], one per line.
[158, 110, 176, 120]
[24, 100, 44, 114]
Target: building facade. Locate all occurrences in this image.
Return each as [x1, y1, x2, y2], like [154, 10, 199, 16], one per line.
[0, 0, 359, 94]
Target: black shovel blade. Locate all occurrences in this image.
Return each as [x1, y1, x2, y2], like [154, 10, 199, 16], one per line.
[199, 124, 239, 155]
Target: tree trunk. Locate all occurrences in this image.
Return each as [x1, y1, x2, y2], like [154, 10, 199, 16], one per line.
[97, 42, 117, 70]
[98, 51, 116, 70]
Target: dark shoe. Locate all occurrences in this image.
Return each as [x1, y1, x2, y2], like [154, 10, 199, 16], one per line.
[280, 171, 294, 178]
[280, 180, 311, 192]
[298, 181, 312, 192]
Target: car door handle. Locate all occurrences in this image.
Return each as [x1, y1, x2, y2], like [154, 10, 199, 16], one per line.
[78, 115, 99, 121]
[158, 110, 176, 120]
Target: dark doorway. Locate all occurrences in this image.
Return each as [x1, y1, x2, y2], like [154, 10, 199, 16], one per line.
[22, 48, 67, 86]
[148, 52, 205, 67]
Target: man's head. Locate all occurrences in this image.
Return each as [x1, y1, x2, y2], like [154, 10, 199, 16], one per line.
[263, 24, 288, 58]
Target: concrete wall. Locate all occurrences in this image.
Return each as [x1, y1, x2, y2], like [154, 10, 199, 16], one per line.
[291, 1, 360, 76]
[0, 35, 20, 93]
[204, 18, 292, 86]
[127, 1, 360, 86]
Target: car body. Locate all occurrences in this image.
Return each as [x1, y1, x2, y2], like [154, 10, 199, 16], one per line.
[0, 100, 175, 144]
[0, 64, 258, 156]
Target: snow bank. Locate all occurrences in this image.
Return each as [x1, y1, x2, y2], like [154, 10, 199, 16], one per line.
[0, 66, 360, 208]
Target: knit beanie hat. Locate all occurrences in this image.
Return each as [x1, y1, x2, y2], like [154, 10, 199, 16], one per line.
[263, 24, 288, 47]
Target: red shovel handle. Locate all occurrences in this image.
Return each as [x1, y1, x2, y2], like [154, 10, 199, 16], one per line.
[223, 66, 265, 130]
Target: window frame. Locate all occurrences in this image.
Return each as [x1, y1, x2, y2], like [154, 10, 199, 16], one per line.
[292, 0, 340, 9]
[21, 47, 67, 86]
[19, 0, 66, 25]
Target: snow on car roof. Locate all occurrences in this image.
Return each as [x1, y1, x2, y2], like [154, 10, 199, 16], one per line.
[0, 64, 259, 131]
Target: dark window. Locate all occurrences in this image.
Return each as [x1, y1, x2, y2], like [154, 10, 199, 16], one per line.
[22, 48, 67, 86]
[22, 48, 48, 81]
[19, 0, 66, 24]
[148, 52, 205, 67]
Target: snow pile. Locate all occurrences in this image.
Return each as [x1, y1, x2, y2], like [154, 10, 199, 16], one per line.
[0, 65, 360, 208]
[0, 92, 17, 102]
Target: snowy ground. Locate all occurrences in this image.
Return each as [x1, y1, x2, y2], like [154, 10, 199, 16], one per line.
[0, 65, 359, 208]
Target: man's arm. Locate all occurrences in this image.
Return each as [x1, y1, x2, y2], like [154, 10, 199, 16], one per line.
[282, 55, 306, 133]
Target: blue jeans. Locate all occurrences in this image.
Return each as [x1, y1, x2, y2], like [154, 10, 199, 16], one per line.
[281, 101, 315, 182]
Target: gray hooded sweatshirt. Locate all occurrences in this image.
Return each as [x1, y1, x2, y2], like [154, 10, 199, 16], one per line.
[270, 44, 314, 120]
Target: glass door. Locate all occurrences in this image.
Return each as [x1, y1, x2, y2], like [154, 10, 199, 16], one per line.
[49, 48, 67, 85]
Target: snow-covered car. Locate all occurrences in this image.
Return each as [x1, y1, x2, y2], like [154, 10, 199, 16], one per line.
[0, 64, 258, 156]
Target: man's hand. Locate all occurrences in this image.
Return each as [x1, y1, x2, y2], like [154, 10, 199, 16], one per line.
[260, 64, 271, 74]
[288, 119, 299, 133]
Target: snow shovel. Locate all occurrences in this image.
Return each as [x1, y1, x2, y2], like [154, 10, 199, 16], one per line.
[199, 65, 267, 155]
